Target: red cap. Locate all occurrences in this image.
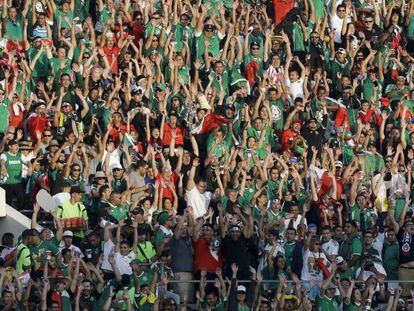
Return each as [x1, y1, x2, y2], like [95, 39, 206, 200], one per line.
[292, 118, 302, 126]
[380, 97, 390, 107]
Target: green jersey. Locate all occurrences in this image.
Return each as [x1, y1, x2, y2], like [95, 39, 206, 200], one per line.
[1, 151, 23, 184]
[315, 294, 341, 311]
[0, 98, 11, 133]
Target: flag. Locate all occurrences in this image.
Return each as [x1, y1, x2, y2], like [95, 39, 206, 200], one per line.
[123, 133, 136, 148]
[191, 113, 228, 135]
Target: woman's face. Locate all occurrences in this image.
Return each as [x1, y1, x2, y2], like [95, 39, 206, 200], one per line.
[164, 199, 172, 210]
[247, 137, 256, 148]
[353, 289, 362, 302]
[152, 128, 160, 139]
[276, 257, 285, 269]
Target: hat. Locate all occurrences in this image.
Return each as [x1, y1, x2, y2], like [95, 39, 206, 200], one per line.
[154, 84, 166, 92]
[61, 0, 71, 4]
[344, 131, 353, 140]
[70, 185, 85, 194]
[111, 163, 123, 171]
[56, 275, 71, 285]
[158, 211, 170, 225]
[47, 139, 60, 150]
[334, 160, 343, 168]
[327, 282, 337, 289]
[8, 140, 18, 146]
[19, 142, 33, 150]
[61, 101, 72, 107]
[62, 230, 73, 237]
[94, 171, 107, 179]
[336, 256, 345, 265]
[292, 118, 302, 126]
[237, 285, 247, 293]
[337, 48, 347, 55]
[229, 224, 241, 232]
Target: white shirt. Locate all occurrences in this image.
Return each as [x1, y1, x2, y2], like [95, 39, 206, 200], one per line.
[58, 242, 84, 258]
[301, 250, 329, 281]
[322, 239, 339, 257]
[114, 250, 136, 275]
[185, 187, 212, 218]
[284, 215, 307, 230]
[101, 239, 115, 271]
[285, 78, 304, 101]
[331, 14, 344, 43]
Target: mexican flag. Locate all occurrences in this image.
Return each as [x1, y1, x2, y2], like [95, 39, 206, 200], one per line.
[191, 113, 228, 135]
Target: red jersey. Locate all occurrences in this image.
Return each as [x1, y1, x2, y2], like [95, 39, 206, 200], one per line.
[155, 172, 179, 201]
[162, 123, 185, 147]
[103, 45, 120, 74]
[193, 237, 222, 273]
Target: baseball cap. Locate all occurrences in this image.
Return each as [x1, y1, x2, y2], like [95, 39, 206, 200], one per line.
[334, 160, 343, 168]
[336, 256, 345, 265]
[62, 230, 73, 237]
[292, 118, 302, 126]
[237, 285, 246, 293]
[337, 48, 347, 55]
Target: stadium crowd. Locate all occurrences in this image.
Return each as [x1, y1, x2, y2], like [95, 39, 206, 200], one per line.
[1, 0, 414, 309]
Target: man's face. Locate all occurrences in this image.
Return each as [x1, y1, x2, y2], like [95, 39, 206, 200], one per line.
[308, 120, 317, 130]
[322, 229, 332, 242]
[201, 226, 214, 240]
[337, 6, 345, 18]
[9, 143, 19, 154]
[8, 7, 17, 19]
[41, 229, 52, 241]
[404, 222, 414, 234]
[364, 17, 374, 30]
[43, 131, 53, 143]
[88, 235, 100, 247]
[82, 282, 92, 296]
[344, 223, 354, 235]
[230, 229, 241, 241]
[206, 293, 218, 306]
[387, 231, 396, 242]
[196, 181, 207, 194]
[180, 14, 189, 26]
[214, 62, 225, 75]
[363, 233, 373, 246]
[71, 166, 81, 178]
[61, 75, 71, 87]
[268, 90, 277, 101]
[285, 229, 295, 242]
[120, 243, 130, 256]
[63, 236, 72, 247]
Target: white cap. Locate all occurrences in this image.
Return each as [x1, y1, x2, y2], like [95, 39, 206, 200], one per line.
[336, 256, 345, 265]
[63, 230, 73, 237]
[237, 285, 246, 293]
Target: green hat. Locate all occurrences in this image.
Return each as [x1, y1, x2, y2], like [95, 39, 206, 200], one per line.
[158, 211, 169, 225]
[344, 131, 353, 140]
[154, 84, 166, 92]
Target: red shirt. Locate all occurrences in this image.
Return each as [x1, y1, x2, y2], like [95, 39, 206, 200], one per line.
[109, 122, 136, 145]
[318, 172, 344, 199]
[9, 102, 24, 129]
[281, 129, 300, 152]
[162, 123, 185, 147]
[103, 45, 120, 74]
[193, 237, 222, 273]
[28, 114, 50, 142]
[155, 172, 179, 201]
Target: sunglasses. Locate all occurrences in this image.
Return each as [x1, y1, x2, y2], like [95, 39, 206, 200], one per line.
[251, 47, 259, 50]
[365, 20, 373, 23]
[72, 168, 81, 172]
[44, 134, 52, 137]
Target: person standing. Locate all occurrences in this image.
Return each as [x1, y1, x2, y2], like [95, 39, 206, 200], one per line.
[0, 140, 25, 210]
